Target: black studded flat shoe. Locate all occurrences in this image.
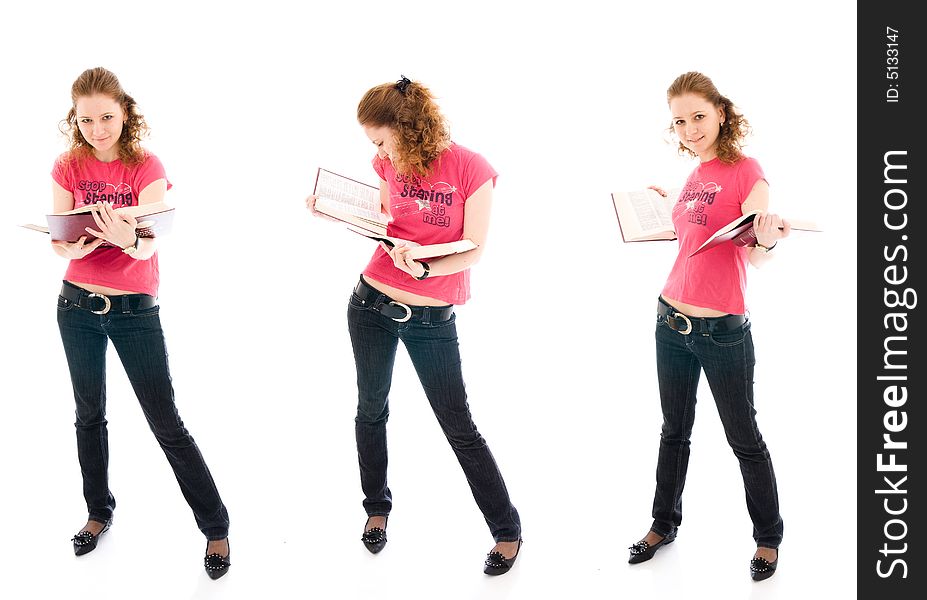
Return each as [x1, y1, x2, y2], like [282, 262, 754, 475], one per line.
[204, 540, 231, 580]
[361, 517, 388, 554]
[72, 518, 112, 556]
[484, 538, 523, 576]
[628, 528, 677, 564]
[750, 550, 778, 581]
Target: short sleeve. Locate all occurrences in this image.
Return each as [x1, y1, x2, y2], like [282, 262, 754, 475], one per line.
[137, 153, 172, 192]
[737, 157, 766, 204]
[51, 153, 74, 190]
[461, 151, 498, 198]
[372, 155, 390, 182]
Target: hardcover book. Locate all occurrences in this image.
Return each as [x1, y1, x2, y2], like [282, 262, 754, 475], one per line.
[22, 201, 175, 243]
[313, 168, 477, 260]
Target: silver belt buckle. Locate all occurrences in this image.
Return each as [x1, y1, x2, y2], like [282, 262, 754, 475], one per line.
[87, 293, 112, 315]
[388, 301, 412, 323]
[672, 312, 692, 335]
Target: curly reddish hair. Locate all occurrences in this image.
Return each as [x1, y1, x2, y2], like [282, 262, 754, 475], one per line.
[666, 71, 751, 165]
[357, 78, 450, 177]
[59, 67, 150, 166]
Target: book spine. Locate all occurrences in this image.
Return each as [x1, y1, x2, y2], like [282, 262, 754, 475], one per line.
[732, 227, 758, 247]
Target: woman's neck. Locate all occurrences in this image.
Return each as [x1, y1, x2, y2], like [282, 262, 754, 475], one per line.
[92, 148, 120, 163]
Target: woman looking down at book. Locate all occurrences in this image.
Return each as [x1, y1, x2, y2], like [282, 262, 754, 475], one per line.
[306, 76, 522, 575]
[627, 72, 789, 581]
[49, 67, 231, 579]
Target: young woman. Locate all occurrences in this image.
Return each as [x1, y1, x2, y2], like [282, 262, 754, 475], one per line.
[307, 76, 522, 575]
[51, 67, 231, 579]
[627, 71, 788, 581]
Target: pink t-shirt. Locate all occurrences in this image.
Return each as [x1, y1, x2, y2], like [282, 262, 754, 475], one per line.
[363, 143, 497, 305]
[51, 151, 171, 296]
[661, 156, 766, 315]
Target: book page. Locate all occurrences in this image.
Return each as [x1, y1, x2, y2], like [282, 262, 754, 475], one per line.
[628, 189, 674, 233]
[314, 168, 388, 225]
[611, 188, 679, 241]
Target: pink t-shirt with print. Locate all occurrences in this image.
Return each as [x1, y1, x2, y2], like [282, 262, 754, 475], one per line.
[363, 143, 497, 305]
[51, 152, 171, 296]
[661, 156, 766, 315]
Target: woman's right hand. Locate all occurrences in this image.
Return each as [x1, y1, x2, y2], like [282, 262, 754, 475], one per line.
[52, 235, 104, 259]
[305, 195, 338, 222]
[648, 185, 668, 197]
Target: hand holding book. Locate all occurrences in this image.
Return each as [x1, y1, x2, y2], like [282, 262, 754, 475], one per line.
[22, 201, 175, 243]
[51, 235, 106, 259]
[82, 201, 142, 249]
[611, 185, 820, 253]
[690, 210, 820, 256]
[309, 167, 478, 260]
[751, 211, 790, 249]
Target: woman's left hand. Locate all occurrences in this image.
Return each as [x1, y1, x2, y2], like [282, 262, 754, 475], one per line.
[85, 202, 139, 249]
[380, 242, 427, 279]
[753, 212, 791, 248]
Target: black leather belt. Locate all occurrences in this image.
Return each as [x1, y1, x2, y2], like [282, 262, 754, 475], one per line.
[657, 297, 746, 335]
[353, 276, 454, 323]
[60, 281, 158, 315]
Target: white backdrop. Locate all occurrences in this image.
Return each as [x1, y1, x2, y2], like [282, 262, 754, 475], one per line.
[1, 2, 855, 599]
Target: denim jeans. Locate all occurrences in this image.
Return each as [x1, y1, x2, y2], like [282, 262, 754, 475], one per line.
[650, 301, 783, 548]
[56, 282, 230, 540]
[347, 278, 521, 543]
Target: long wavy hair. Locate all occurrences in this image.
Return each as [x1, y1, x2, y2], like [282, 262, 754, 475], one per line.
[357, 77, 450, 177]
[666, 71, 751, 165]
[59, 67, 149, 165]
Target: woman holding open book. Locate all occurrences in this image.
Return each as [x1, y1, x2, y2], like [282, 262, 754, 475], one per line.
[49, 67, 230, 579]
[626, 72, 789, 581]
[306, 76, 522, 575]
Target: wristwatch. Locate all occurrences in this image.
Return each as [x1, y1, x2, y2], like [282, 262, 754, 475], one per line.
[122, 235, 140, 256]
[754, 241, 777, 253]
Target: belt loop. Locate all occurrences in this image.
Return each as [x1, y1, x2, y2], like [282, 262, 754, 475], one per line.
[422, 306, 431, 325]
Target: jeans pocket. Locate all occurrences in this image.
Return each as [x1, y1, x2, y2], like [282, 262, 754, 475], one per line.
[348, 293, 370, 312]
[56, 295, 74, 312]
[130, 305, 160, 317]
[421, 311, 456, 329]
[708, 327, 746, 347]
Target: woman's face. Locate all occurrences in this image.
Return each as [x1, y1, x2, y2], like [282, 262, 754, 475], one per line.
[669, 93, 725, 161]
[362, 124, 398, 162]
[75, 94, 125, 162]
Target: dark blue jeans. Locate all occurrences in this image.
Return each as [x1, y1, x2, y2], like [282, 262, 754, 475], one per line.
[56, 282, 230, 540]
[347, 278, 521, 543]
[651, 302, 783, 548]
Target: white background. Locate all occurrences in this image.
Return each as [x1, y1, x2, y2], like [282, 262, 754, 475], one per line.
[1, 1, 855, 599]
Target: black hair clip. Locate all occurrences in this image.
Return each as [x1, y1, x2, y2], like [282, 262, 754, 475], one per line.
[395, 75, 412, 94]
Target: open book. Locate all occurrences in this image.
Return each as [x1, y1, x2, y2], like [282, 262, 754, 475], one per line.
[312, 167, 477, 260]
[690, 210, 822, 256]
[22, 201, 175, 242]
[610, 187, 681, 242]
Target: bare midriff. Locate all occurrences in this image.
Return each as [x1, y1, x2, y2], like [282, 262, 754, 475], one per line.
[66, 281, 144, 296]
[364, 276, 450, 307]
[660, 295, 730, 318]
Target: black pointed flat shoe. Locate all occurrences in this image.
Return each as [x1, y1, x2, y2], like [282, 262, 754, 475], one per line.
[72, 518, 112, 556]
[750, 552, 778, 581]
[628, 529, 677, 564]
[484, 538, 523, 576]
[361, 517, 388, 554]
[205, 541, 231, 580]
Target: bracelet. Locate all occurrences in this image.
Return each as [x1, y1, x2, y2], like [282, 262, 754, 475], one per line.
[414, 261, 430, 280]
